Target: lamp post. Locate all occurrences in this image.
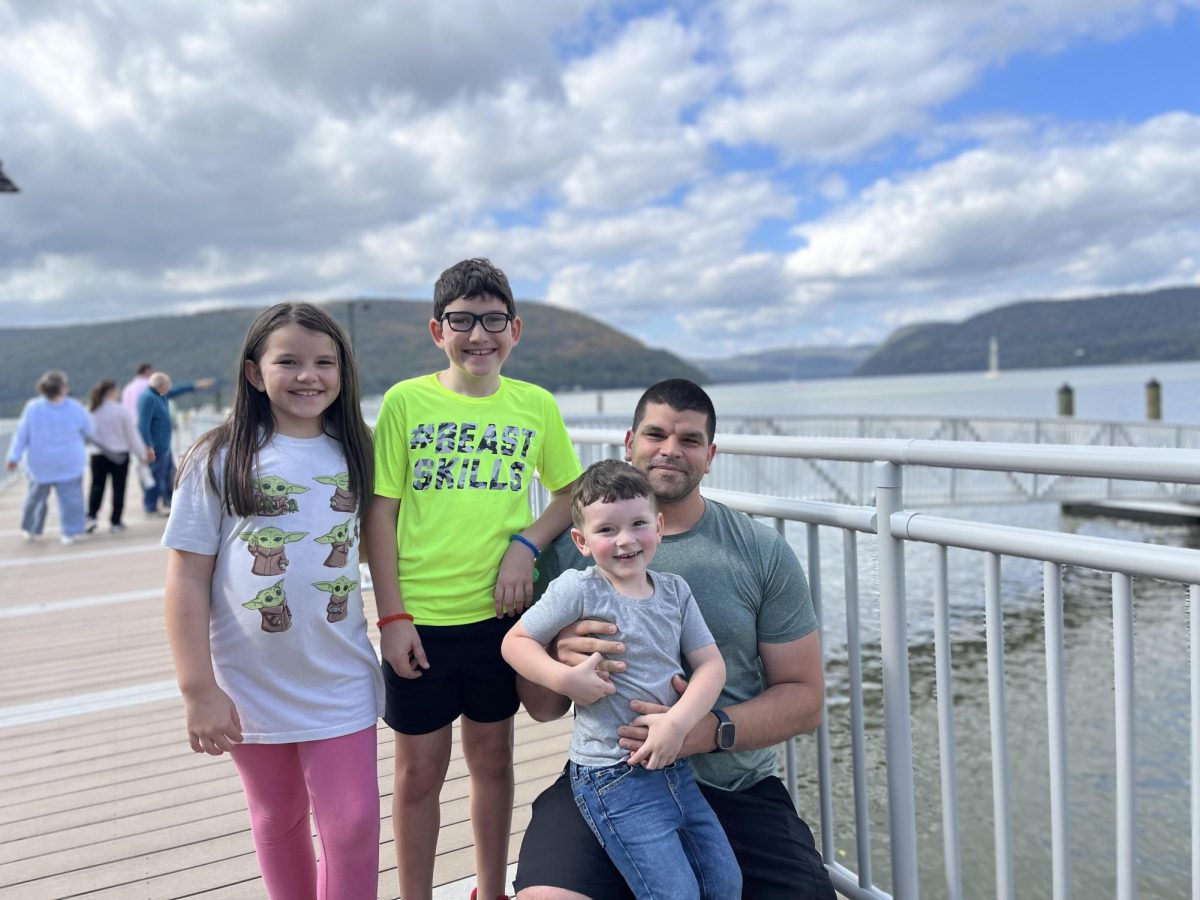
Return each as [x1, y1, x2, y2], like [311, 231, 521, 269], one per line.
[0, 161, 18, 193]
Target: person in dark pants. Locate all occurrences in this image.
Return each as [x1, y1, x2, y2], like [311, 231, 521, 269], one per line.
[137, 372, 214, 515]
[85, 380, 154, 533]
[514, 379, 836, 900]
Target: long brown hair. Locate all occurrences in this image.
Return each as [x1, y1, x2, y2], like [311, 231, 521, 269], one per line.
[180, 302, 373, 517]
[88, 380, 117, 412]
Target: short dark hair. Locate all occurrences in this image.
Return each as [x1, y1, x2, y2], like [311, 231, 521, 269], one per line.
[632, 379, 716, 443]
[570, 459, 656, 529]
[135, 362, 153, 375]
[37, 370, 67, 399]
[433, 258, 515, 319]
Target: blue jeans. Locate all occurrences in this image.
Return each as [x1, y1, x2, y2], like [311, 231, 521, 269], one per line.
[21, 476, 85, 537]
[569, 760, 741, 900]
[144, 451, 175, 512]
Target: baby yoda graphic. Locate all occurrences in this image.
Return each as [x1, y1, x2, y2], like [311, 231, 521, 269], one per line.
[314, 518, 355, 568]
[314, 473, 357, 512]
[242, 580, 292, 633]
[253, 475, 309, 516]
[312, 576, 358, 623]
[240, 527, 308, 576]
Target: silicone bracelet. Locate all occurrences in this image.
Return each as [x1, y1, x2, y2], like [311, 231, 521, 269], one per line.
[377, 613, 414, 628]
[509, 533, 541, 558]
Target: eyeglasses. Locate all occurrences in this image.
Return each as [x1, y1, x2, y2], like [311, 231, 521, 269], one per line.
[440, 311, 514, 333]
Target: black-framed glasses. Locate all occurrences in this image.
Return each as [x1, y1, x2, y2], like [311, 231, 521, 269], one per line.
[440, 311, 514, 333]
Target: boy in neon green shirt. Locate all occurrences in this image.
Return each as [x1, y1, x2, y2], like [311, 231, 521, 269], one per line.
[365, 258, 581, 900]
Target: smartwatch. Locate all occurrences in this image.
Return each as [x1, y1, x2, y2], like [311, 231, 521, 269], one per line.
[712, 708, 735, 752]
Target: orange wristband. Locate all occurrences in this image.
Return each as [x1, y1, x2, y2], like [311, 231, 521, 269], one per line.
[377, 613, 414, 628]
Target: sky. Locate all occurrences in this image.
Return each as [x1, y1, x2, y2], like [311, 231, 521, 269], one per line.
[2, 1, 1199, 359]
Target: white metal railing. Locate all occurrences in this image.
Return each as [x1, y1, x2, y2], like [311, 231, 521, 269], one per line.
[568, 428, 1200, 900]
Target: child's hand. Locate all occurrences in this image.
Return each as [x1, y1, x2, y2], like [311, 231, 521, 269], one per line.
[494, 541, 535, 618]
[558, 652, 616, 706]
[182, 684, 243, 755]
[381, 620, 429, 678]
[625, 713, 684, 770]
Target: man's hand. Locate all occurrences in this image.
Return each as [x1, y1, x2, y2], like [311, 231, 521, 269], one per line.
[145, 448, 156, 463]
[494, 541, 535, 618]
[617, 674, 714, 758]
[551, 619, 626, 675]
[5, 461, 16, 472]
[196, 377, 216, 390]
[381, 620, 429, 678]
[182, 684, 243, 755]
[558, 652, 616, 706]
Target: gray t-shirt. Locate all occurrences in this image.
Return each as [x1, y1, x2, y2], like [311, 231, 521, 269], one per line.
[535, 498, 816, 791]
[520, 566, 714, 767]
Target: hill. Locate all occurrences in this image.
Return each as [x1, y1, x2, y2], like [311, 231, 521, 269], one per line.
[692, 345, 874, 383]
[855, 286, 1200, 376]
[0, 299, 706, 418]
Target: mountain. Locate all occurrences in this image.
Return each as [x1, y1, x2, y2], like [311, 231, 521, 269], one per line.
[692, 345, 874, 383]
[855, 286, 1200, 376]
[0, 299, 706, 418]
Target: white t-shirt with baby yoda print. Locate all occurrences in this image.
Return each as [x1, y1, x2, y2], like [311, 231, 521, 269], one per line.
[164, 433, 383, 743]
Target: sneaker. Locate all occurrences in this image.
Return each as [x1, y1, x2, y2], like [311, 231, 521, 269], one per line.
[469, 890, 511, 900]
[85, 517, 98, 533]
[22, 530, 38, 542]
[110, 523, 126, 534]
[60, 534, 77, 546]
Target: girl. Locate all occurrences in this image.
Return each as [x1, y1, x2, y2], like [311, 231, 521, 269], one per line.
[5, 370, 93, 544]
[163, 303, 383, 899]
[85, 379, 152, 534]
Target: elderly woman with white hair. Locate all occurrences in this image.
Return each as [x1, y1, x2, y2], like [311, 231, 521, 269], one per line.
[5, 370, 95, 544]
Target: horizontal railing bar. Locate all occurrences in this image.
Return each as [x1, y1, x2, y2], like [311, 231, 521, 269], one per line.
[571, 429, 1200, 484]
[893, 511, 1200, 583]
[699, 488, 877, 532]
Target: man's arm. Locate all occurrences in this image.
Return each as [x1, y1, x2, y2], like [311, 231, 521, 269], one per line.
[516, 619, 627, 722]
[620, 630, 825, 757]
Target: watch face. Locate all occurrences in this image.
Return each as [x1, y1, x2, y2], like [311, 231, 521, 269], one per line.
[716, 721, 736, 751]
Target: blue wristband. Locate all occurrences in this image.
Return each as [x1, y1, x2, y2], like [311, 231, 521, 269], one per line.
[509, 533, 541, 559]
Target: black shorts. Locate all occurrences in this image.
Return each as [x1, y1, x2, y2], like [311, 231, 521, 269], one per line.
[513, 768, 836, 900]
[382, 616, 519, 735]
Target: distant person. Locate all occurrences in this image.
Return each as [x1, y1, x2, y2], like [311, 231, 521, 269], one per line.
[5, 370, 94, 545]
[85, 379, 153, 534]
[364, 257, 582, 900]
[137, 372, 215, 515]
[502, 459, 741, 899]
[121, 362, 154, 416]
[163, 302, 382, 896]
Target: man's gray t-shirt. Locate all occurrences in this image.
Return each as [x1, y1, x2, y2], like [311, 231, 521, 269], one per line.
[535, 498, 817, 792]
[520, 566, 714, 767]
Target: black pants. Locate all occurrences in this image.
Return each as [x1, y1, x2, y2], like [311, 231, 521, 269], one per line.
[88, 454, 130, 525]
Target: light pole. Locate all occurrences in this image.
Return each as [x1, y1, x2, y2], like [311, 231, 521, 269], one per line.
[0, 161, 18, 193]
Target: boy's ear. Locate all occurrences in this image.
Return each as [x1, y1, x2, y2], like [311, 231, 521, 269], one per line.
[244, 359, 265, 391]
[429, 317, 446, 348]
[509, 315, 522, 344]
[570, 526, 592, 558]
[655, 512, 664, 536]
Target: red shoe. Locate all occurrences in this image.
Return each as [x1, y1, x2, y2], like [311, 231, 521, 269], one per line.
[469, 890, 511, 900]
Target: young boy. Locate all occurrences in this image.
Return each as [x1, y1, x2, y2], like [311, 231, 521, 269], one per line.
[365, 258, 582, 900]
[502, 459, 741, 899]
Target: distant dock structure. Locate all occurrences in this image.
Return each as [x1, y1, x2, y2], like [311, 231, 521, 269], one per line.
[984, 335, 1000, 378]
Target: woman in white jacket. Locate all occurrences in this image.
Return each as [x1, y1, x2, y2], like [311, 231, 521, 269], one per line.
[85, 380, 153, 533]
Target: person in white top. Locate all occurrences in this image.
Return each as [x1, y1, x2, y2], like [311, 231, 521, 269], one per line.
[85, 380, 154, 533]
[121, 363, 154, 416]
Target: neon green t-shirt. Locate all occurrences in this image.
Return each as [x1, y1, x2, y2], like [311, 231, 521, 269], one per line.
[374, 373, 582, 625]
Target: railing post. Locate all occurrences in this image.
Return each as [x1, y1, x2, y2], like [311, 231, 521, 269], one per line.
[875, 461, 919, 899]
[1113, 572, 1137, 900]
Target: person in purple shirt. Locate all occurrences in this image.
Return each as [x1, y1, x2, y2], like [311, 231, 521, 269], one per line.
[6, 370, 94, 545]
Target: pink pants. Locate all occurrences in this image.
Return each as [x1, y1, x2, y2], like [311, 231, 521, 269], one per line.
[230, 726, 380, 899]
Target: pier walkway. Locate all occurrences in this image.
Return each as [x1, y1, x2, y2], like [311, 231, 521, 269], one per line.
[0, 479, 573, 899]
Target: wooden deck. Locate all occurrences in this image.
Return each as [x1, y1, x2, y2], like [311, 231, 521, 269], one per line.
[0, 478, 573, 899]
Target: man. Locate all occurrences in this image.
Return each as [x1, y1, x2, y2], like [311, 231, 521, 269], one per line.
[137, 372, 214, 515]
[514, 379, 835, 899]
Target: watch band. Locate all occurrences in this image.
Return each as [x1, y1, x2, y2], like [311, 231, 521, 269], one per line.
[712, 708, 735, 752]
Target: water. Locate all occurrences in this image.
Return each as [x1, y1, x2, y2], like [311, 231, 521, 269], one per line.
[558, 361, 1199, 899]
